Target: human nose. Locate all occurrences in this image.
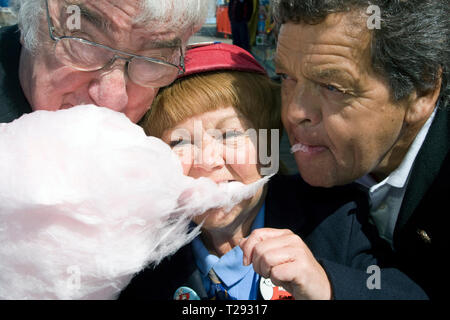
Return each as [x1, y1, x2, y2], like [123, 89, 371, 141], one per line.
[87, 60, 129, 112]
[284, 82, 322, 127]
[193, 137, 225, 171]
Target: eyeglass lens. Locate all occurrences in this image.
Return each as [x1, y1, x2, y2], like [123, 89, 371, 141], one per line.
[54, 38, 181, 87]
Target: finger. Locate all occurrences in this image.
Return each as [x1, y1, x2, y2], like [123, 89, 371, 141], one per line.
[252, 245, 298, 279]
[240, 228, 292, 265]
[269, 260, 299, 287]
[270, 253, 333, 300]
[250, 234, 303, 273]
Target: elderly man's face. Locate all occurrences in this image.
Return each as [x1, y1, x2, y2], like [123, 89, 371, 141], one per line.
[19, 0, 192, 123]
[276, 14, 422, 187]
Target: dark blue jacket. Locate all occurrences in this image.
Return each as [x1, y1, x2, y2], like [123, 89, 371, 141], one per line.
[0, 25, 32, 123]
[390, 103, 449, 300]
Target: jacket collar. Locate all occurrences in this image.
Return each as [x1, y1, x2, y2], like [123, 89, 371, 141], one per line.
[394, 102, 450, 243]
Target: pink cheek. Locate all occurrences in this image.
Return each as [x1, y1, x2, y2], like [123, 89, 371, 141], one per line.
[52, 73, 94, 102]
[47, 66, 90, 88]
[181, 162, 192, 176]
[228, 163, 260, 183]
[173, 149, 194, 176]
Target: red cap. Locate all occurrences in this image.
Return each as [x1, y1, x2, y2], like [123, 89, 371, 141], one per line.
[179, 42, 267, 79]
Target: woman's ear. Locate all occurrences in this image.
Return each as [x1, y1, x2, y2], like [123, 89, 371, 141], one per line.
[405, 71, 443, 125]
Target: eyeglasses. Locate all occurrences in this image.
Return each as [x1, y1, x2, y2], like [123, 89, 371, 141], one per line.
[44, 0, 185, 88]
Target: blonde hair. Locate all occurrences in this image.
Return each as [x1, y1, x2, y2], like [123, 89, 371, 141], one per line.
[141, 71, 281, 138]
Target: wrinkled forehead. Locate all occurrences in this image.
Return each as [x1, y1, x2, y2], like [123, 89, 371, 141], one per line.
[276, 12, 373, 71]
[51, 0, 192, 45]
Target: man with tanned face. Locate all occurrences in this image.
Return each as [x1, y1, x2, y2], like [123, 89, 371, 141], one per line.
[241, 0, 448, 299]
[0, 0, 209, 123]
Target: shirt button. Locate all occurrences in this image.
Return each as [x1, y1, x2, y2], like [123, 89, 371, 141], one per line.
[416, 229, 432, 244]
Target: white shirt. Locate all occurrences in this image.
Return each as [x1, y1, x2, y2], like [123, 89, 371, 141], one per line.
[356, 108, 437, 246]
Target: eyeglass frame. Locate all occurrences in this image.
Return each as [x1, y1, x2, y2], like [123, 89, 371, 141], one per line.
[44, 0, 186, 83]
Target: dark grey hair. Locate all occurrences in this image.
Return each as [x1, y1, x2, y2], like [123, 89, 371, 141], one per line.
[271, 0, 450, 108]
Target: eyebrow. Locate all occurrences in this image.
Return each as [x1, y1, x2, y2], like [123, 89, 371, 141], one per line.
[145, 38, 182, 50]
[308, 68, 357, 87]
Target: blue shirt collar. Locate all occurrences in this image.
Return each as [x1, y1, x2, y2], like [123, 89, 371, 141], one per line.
[192, 202, 265, 287]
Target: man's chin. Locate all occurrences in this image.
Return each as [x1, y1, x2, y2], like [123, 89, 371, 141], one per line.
[297, 166, 338, 188]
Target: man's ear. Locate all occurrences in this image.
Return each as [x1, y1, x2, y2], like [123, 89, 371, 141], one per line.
[405, 71, 442, 124]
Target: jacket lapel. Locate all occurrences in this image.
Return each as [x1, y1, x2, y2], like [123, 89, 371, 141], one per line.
[394, 105, 450, 243]
[166, 243, 209, 300]
[181, 267, 208, 299]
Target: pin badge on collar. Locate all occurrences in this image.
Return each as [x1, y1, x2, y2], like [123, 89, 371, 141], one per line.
[259, 277, 294, 300]
[174, 286, 201, 300]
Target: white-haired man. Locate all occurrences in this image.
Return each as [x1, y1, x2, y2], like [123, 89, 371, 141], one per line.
[0, 0, 208, 123]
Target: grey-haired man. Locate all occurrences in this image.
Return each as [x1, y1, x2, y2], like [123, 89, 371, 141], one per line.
[0, 0, 208, 123]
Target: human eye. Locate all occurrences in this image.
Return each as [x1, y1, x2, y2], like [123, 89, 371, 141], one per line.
[223, 130, 248, 149]
[323, 84, 343, 93]
[60, 39, 106, 66]
[277, 73, 297, 91]
[169, 138, 192, 148]
[277, 73, 295, 81]
[318, 82, 353, 99]
[223, 130, 245, 139]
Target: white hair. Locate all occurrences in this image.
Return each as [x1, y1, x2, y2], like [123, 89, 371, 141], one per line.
[10, 0, 44, 51]
[10, 0, 209, 51]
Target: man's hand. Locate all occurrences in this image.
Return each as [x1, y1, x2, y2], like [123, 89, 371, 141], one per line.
[240, 228, 333, 300]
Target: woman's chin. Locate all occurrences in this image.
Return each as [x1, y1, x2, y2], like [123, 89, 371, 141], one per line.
[195, 206, 239, 229]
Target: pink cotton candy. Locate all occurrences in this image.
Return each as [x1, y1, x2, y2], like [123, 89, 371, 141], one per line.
[0, 105, 269, 300]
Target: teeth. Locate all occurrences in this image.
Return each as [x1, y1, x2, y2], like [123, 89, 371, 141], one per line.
[291, 143, 309, 154]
